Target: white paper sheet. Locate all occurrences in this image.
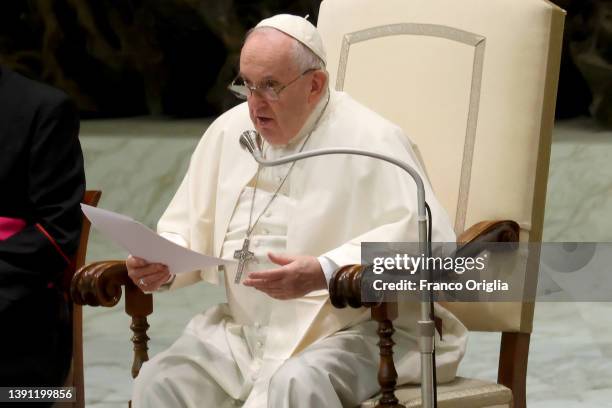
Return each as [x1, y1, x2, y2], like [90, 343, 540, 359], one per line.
[81, 204, 234, 274]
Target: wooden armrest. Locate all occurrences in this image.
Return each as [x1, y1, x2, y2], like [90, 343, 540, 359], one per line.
[71, 260, 153, 378]
[329, 264, 366, 309]
[458, 219, 520, 245]
[455, 220, 520, 259]
[71, 260, 130, 307]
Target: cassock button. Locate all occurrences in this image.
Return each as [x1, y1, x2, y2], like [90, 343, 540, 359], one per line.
[256, 341, 263, 348]
[262, 228, 269, 235]
[254, 322, 261, 329]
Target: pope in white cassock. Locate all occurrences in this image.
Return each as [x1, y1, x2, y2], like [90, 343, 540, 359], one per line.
[127, 14, 467, 408]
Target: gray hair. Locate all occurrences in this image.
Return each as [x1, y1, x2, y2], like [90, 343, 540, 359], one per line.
[245, 27, 326, 72]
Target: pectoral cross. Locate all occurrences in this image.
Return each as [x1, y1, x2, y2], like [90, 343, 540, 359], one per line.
[234, 238, 255, 283]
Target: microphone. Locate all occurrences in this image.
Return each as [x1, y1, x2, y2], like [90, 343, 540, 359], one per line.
[238, 129, 438, 408]
[239, 130, 261, 158]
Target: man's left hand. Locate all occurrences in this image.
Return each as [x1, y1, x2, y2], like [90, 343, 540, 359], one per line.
[243, 253, 327, 300]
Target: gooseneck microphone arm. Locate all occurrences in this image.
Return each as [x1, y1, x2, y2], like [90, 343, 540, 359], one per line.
[240, 130, 426, 216]
[240, 130, 438, 408]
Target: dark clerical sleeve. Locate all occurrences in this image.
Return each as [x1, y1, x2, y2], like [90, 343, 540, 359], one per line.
[0, 67, 85, 312]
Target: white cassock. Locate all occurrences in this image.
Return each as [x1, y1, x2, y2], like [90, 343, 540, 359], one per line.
[132, 89, 468, 408]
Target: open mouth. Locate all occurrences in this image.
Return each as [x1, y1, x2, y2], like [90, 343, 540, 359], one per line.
[256, 116, 273, 126]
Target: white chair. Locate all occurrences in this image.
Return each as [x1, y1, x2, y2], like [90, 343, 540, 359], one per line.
[320, 1, 565, 407]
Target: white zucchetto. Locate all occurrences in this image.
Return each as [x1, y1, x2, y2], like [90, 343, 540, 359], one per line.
[255, 14, 327, 65]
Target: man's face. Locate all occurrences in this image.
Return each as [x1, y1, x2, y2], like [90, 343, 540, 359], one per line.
[239, 30, 317, 145]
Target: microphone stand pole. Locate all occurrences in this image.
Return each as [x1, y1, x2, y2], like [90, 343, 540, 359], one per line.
[240, 132, 437, 408]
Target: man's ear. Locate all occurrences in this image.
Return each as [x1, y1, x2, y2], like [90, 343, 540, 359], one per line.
[308, 70, 328, 102]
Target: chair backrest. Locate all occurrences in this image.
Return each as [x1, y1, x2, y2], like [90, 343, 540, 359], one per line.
[63, 190, 101, 408]
[317, 0, 564, 333]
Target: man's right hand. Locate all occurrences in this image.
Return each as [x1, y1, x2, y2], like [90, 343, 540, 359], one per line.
[126, 255, 172, 292]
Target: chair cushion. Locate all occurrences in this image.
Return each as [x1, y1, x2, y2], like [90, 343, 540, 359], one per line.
[360, 377, 512, 408]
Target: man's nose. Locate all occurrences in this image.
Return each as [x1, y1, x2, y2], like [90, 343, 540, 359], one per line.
[248, 92, 268, 109]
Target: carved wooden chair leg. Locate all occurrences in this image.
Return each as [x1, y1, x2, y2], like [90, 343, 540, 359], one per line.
[125, 283, 153, 378]
[71, 260, 153, 408]
[372, 303, 405, 408]
[330, 265, 405, 408]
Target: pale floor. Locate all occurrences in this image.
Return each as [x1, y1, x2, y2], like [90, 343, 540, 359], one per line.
[79, 117, 612, 407]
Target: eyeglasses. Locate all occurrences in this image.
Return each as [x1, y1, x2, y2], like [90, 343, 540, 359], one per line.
[227, 68, 317, 101]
